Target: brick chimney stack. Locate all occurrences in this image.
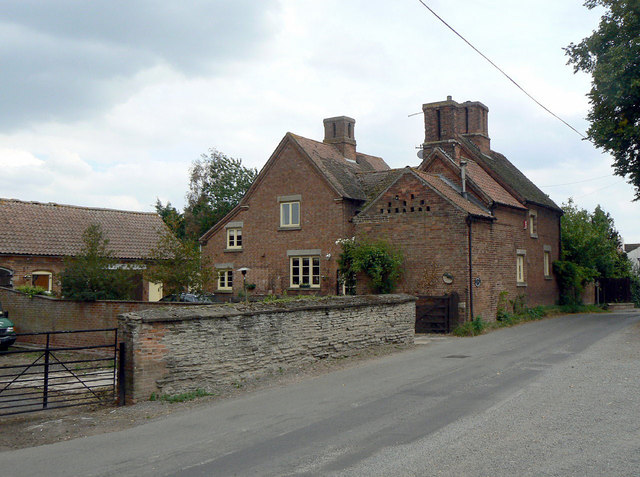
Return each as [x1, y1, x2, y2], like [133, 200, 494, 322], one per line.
[323, 116, 356, 160]
[422, 97, 491, 155]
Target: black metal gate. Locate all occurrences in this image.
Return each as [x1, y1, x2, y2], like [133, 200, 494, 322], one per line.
[415, 293, 460, 333]
[0, 328, 119, 417]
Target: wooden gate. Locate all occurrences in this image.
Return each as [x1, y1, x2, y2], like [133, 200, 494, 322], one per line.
[415, 293, 459, 333]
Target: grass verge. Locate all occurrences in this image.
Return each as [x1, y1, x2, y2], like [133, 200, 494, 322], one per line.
[149, 388, 213, 403]
[452, 304, 607, 337]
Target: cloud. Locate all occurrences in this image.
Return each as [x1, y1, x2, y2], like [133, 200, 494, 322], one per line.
[0, 0, 278, 129]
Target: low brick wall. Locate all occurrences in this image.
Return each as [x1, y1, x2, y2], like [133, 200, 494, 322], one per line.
[118, 294, 416, 403]
[0, 287, 200, 349]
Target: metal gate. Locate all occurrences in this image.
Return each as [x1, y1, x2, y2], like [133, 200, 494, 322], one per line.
[415, 293, 459, 333]
[0, 328, 119, 417]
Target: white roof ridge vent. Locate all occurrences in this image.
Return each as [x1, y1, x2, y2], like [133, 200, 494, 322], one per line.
[344, 157, 357, 164]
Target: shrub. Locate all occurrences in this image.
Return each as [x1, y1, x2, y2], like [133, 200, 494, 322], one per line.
[337, 237, 403, 294]
[16, 285, 48, 298]
[453, 316, 487, 336]
[553, 260, 598, 306]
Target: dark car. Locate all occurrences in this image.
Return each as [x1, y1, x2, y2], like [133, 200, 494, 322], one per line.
[159, 293, 216, 303]
[0, 300, 17, 351]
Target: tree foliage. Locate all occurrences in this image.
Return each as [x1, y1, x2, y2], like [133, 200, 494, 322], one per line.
[144, 232, 214, 296]
[558, 199, 631, 304]
[155, 199, 185, 240]
[337, 238, 403, 294]
[59, 224, 135, 301]
[561, 199, 631, 278]
[565, 0, 640, 198]
[184, 149, 257, 239]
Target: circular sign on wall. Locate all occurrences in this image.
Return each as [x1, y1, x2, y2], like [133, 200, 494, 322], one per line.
[442, 273, 454, 284]
[474, 277, 482, 287]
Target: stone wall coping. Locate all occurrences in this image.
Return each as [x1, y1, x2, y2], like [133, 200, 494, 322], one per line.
[119, 294, 417, 324]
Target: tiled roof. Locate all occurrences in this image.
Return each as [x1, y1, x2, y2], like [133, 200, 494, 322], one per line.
[412, 170, 493, 218]
[625, 243, 640, 253]
[290, 134, 390, 200]
[0, 199, 168, 259]
[465, 160, 525, 209]
[457, 136, 561, 211]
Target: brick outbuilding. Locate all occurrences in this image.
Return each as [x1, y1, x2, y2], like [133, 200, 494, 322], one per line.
[200, 97, 562, 320]
[0, 199, 168, 301]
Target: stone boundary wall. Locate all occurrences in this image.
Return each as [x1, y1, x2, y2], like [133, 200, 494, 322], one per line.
[0, 287, 200, 349]
[118, 294, 416, 403]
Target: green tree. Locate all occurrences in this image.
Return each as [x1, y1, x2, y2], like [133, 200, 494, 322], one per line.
[561, 199, 630, 278]
[144, 231, 214, 296]
[565, 0, 640, 199]
[184, 149, 257, 239]
[155, 199, 185, 240]
[557, 199, 631, 304]
[59, 224, 135, 301]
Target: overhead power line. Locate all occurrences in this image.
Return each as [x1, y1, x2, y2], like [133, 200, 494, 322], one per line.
[414, 0, 587, 139]
[540, 174, 614, 187]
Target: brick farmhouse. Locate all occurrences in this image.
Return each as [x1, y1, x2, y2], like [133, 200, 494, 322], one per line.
[200, 97, 562, 320]
[0, 199, 167, 301]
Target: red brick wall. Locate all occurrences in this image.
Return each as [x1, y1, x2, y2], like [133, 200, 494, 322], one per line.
[201, 139, 354, 296]
[0, 255, 153, 301]
[470, 205, 560, 320]
[353, 173, 560, 321]
[0, 287, 197, 349]
[355, 174, 472, 315]
[0, 255, 65, 294]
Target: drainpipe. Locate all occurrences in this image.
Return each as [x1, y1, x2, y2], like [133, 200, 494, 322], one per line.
[466, 215, 474, 320]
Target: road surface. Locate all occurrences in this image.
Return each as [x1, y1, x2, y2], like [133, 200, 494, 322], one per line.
[1, 311, 639, 476]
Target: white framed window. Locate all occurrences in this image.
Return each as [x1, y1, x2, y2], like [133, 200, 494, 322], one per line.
[280, 201, 300, 228]
[290, 256, 320, 288]
[217, 269, 233, 291]
[32, 271, 52, 292]
[226, 228, 242, 249]
[516, 250, 526, 285]
[528, 211, 538, 238]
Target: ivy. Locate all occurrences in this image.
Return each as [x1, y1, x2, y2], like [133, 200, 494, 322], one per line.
[337, 238, 403, 294]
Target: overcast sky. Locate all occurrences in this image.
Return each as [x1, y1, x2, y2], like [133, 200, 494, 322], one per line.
[2, 0, 639, 242]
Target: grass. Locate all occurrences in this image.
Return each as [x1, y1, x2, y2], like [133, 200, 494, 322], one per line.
[452, 303, 608, 337]
[149, 388, 213, 403]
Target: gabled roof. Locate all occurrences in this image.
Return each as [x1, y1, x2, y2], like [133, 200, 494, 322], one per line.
[290, 134, 389, 201]
[411, 170, 493, 218]
[625, 243, 640, 253]
[419, 147, 524, 210]
[358, 168, 492, 219]
[200, 132, 390, 242]
[456, 136, 561, 212]
[0, 199, 167, 259]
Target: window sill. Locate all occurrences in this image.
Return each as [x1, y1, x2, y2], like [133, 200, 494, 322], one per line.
[516, 282, 528, 287]
[216, 289, 233, 294]
[544, 275, 553, 280]
[278, 226, 301, 231]
[287, 287, 320, 291]
[529, 234, 538, 239]
[224, 248, 243, 253]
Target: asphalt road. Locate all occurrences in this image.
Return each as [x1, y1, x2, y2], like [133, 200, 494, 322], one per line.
[1, 311, 639, 476]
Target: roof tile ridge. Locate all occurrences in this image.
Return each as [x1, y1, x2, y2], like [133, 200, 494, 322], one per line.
[1, 197, 158, 216]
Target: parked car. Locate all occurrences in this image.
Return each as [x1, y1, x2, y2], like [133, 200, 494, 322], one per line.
[159, 293, 216, 303]
[0, 300, 17, 351]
